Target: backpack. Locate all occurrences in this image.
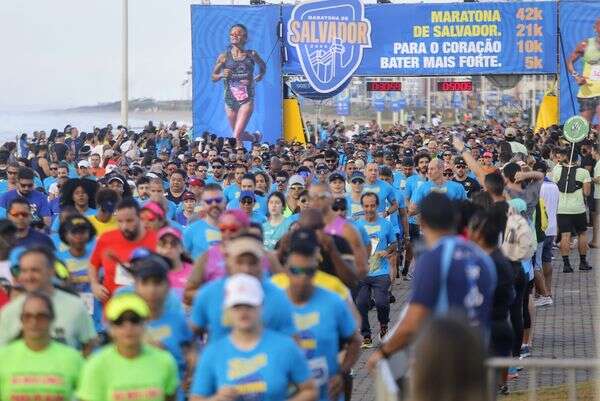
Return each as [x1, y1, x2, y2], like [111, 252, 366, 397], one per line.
[501, 207, 536, 262]
[557, 166, 583, 194]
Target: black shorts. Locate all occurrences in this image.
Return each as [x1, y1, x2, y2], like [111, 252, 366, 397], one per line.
[557, 213, 588, 235]
[409, 223, 421, 241]
[578, 96, 600, 113]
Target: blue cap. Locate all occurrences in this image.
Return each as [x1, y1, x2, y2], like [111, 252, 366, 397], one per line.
[240, 191, 256, 201]
[350, 171, 365, 182]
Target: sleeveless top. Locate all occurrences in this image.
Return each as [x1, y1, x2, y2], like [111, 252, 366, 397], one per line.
[203, 244, 272, 283]
[324, 215, 346, 236]
[579, 37, 600, 98]
[223, 48, 255, 102]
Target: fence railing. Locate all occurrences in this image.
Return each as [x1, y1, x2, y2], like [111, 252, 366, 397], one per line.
[374, 358, 599, 401]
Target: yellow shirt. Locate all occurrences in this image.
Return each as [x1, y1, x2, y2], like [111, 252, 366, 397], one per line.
[271, 271, 350, 300]
[88, 215, 118, 236]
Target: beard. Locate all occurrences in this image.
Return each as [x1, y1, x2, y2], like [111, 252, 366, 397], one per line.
[122, 227, 140, 241]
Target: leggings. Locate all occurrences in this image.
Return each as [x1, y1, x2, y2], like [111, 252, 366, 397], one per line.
[509, 263, 527, 357]
[523, 279, 534, 330]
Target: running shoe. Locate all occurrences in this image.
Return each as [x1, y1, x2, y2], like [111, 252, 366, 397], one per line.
[498, 385, 510, 396]
[379, 325, 388, 342]
[361, 336, 374, 349]
[519, 345, 531, 359]
[534, 296, 553, 307]
[579, 261, 593, 271]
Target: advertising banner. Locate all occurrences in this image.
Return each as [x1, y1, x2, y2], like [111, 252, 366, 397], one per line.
[559, 1, 600, 123]
[283, 1, 557, 77]
[336, 89, 351, 116]
[191, 5, 282, 142]
[372, 92, 386, 112]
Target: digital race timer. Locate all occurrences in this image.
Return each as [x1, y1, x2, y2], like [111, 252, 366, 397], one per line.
[366, 82, 402, 91]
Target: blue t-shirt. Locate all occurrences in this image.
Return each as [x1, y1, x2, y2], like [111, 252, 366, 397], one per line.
[146, 307, 193, 377]
[363, 179, 396, 213]
[43, 176, 56, 192]
[183, 219, 221, 259]
[50, 208, 96, 233]
[291, 288, 356, 401]
[392, 171, 409, 191]
[191, 330, 310, 401]
[191, 278, 296, 342]
[350, 220, 370, 247]
[409, 236, 497, 329]
[345, 195, 364, 222]
[205, 175, 225, 186]
[262, 219, 291, 250]
[355, 217, 395, 277]
[410, 180, 467, 207]
[0, 189, 50, 223]
[227, 195, 267, 217]
[405, 174, 427, 225]
[224, 184, 241, 204]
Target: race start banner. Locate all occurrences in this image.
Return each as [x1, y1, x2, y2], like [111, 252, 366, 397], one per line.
[282, 1, 557, 78]
[559, 1, 600, 123]
[191, 5, 283, 142]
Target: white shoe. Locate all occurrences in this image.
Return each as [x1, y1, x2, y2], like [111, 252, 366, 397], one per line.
[534, 296, 553, 307]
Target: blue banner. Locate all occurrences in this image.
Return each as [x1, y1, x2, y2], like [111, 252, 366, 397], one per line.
[283, 1, 557, 76]
[372, 92, 385, 112]
[191, 6, 282, 143]
[388, 91, 405, 112]
[336, 89, 351, 116]
[559, 1, 600, 123]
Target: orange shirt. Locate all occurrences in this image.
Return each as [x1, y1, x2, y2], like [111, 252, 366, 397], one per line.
[91, 167, 105, 178]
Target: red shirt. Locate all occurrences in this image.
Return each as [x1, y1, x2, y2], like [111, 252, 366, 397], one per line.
[90, 229, 157, 296]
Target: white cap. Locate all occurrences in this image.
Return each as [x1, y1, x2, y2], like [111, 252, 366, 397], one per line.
[224, 273, 263, 309]
[77, 160, 90, 168]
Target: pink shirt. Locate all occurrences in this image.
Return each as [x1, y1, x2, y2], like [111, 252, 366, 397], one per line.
[168, 262, 193, 299]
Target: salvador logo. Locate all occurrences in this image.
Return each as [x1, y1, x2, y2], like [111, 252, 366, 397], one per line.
[287, 0, 371, 94]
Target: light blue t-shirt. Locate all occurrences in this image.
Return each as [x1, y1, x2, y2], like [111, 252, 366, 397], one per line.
[224, 184, 241, 204]
[405, 174, 427, 225]
[191, 278, 296, 342]
[291, 288, 356, 401]
[262, 219, 291, 250]
[356, 217, 395, 277]
[363, 179, 396, 213]
[345, 195, 364, 222]
[43, 176, 56, 192]
[50, 207, 96, 233]
[410, 180, 467, 207]
[191, 330, 310, 401]
[393, 171, 408, 191]
[183, 219, 221, 259]
[227, 195, 268, 217]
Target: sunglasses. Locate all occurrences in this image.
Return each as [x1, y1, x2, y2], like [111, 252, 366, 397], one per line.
[112, 314, 144, 326]
[159, 239, 180, 247]
[140, 211, 158, 221]
[456, 165, 466, 169]
[290, 185, 304, 190]
[21, 312, 51, 322]
[240, 198, 254, 204]
[50, 167, 58, 170]
[10, 212, 29, 218]
[7, 171, 17, 175]
[219, 224, 241, 233]
[443, 172, 454, 177]
[276, 179, 287, 184]
[316, 169, 328, 174]
[289, 266, 317, 277]
[332, 205, 346, 212]
[351, 180, 364, 185]
[212, 164, 223, 169]
[325, 159, 336, 164]
[203, 197, 223, 205]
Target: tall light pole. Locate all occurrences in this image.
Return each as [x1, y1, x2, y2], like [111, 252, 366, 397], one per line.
[121, 0, 129, 127]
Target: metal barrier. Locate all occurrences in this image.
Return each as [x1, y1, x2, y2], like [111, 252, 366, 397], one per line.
[374, 358, 599, 401]
[486, 358, 599, 401]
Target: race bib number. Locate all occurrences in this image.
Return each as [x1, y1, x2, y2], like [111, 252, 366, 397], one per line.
[81, 292, 94, 315]
[230, 84, 249, 102]
[115, 264, 134, 286]
[308, 357, 329, 387]
[590, 65, 600, 81]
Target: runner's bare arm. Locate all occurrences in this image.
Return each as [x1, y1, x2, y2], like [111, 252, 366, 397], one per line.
[184, 252, 208, 306]
[342, 223, 368, 278]
[583, 181, 591, 197]
[211, 53, 228, 82]
[567, 41, 588, 85]
[252, 51, 267, 82]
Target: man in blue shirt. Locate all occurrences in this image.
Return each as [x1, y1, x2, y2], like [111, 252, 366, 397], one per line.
[363, 163, 397, 217]
[190, 234, 295, 341]
[238, 190, 267, 224]
[182, 183, 224, 259]
[409, 158, 467, 216]
[8, 198, 54, 251]
[226, 173, 267, 215]
[367, 192, 496, 370]
[0, 167, 50, 228]
[223, 164, 246, 203]
[204, 158, 226, 185]
[355, 192, 396, 348]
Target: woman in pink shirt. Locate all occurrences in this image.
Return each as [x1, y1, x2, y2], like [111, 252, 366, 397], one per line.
[155, 226, 193, 300]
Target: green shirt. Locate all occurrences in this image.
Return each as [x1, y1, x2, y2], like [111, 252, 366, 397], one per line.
[552, 165, 591, 214]
[0, 340, 83, 401]
[76, 345, 179, 401]
[0, 289, 96, 349]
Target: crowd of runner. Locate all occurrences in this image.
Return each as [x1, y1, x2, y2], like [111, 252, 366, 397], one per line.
[0, 120, 598, 400]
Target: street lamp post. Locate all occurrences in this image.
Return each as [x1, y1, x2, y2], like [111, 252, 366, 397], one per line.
[121, 0, 129, 128]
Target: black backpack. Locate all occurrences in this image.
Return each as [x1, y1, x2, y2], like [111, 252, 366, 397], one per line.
[557, 166, 583, 194]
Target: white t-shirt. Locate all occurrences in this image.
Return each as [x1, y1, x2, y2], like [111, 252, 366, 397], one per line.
[540, 180, 560, 236]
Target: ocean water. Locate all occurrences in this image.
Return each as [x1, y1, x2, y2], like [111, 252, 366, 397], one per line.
[0, 111, 192, 142]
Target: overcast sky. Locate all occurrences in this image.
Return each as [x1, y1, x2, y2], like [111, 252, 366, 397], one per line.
[0, 0, 490, 111]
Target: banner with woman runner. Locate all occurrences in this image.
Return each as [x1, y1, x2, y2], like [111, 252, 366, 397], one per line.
[559, 1, 600, 124]
[191, 6, 282, 144]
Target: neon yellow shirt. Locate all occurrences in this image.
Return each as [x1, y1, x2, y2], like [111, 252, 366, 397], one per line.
[271, 271, 350, 300]
[88, 215, 118, 236]
[0, 340, 83, 401]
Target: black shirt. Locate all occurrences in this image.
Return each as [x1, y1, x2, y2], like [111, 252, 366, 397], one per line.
[166, 190, 184, 205]
[453, 176, 481, 198]
[490, 248, 515, 321]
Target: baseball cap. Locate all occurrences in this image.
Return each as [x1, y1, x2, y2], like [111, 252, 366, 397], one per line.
[225, 235, 264, 259]
[454, 157, 467, 166]
[328, 172, 345, 182]
[59, 215, 96, 244]
[350, 171, 365, 183]
[107, 174, 124, 185]
[189, 178, 204, 187]
[239, 191, 255, 202]
[288, 175, 305, 188]
[483, 151, 493, 158]
[157, 226, 182, 241]
[504, 127, 517, 138]
[134, 257, 169, 281]
[142, 201, 166, 219]
[401, 157, 414, 167]
[224, 273, 264, 308]
[316, 163, 328, 172]
[105, 293, 150, 322]
[289, 228, 319, 255]
[182, 192, 196, 202]
[77, 160, 90, 168]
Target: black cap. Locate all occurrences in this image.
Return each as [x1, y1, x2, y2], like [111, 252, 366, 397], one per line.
[401, 157, 414, 167]
[59, 215, 96, 244]
[328, 172, 345, 182]
[454, 157, 467, 166]
[133, 255, 171, 281]
[289, 228, 319, 255]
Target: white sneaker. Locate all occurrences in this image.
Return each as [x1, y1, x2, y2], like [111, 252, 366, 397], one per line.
[534, 296, 553, 307]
